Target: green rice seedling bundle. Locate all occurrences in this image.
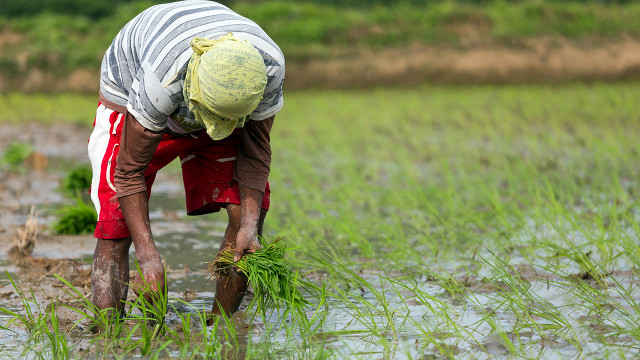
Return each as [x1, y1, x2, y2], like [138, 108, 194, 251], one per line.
[62, 165, 92, 195]
[1, 141, 33, 171]
[210, 238, 311, 322]
[54, 197, 97, 235]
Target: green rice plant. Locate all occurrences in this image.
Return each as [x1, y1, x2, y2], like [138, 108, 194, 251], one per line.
[0, 272, 46, 335]
[313, 255, 411, 343]
[210, 237, 312, 329]
[542, 241, 614, 288]
[469, 302, 520, 357]
[195, 305, 223, 358]
[125, 262, 169, 323]
[43, 300, 70, 360]
[385, 272, 467, 347]
[165, 308, 195, 357]
[121, 265, 174, 357]
[127, 304, 165, 356]
[538, 261, 623, 331]
[61, 165, 93, 195]
[165, 299, 226, 358]
[53, 271, 229, 358]
[214, 303, 240, 350]
[1, 141, 33, 172]
[479, 254, 581, 351]
[377, 265, 478, 357]
[53, 196, 97, 235]
[608, 278, 640, 342]
[53, 274, 130, 359]
[0, 273, 75, 359]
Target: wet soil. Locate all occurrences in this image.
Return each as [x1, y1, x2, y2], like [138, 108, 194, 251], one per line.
[0, 122, 219, 335]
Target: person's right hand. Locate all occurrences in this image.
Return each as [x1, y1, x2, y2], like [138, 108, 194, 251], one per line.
[130, 260, 165, 297]
[233, 226, 261, 262]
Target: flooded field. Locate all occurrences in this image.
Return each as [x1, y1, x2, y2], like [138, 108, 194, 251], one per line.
[1, 84, 640, 358]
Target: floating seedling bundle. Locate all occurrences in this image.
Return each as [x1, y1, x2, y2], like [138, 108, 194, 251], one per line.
[209, 237, 311, 325]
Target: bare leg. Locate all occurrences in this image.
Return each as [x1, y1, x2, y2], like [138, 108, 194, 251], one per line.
[210, 204, 267, 319]
[91, 236, 132, 318]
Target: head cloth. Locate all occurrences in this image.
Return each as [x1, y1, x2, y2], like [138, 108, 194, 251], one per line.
[184, 33, 267, 140]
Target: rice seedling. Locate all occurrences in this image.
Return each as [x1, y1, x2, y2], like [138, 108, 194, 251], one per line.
[196, 308, 223, 358]
[0, 272, 46, 335]
[43, 300, 71, 360]
[4, 83, 640, 358]
[1, 141, 33, 172]
[0, 273, 79, 359]
[61, 165, 92, 196]
[53, 196, 97, 235]
[209, 237, 313, 330]
[385, 272, 467, 345]
[165, 303, 197, 357]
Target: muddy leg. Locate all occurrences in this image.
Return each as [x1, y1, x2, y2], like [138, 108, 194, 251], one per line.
[210, 205, 267, 321]
[91, 236, 132, 318]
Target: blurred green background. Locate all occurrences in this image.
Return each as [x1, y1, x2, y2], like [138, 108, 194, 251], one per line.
[1, 0, 640, 92]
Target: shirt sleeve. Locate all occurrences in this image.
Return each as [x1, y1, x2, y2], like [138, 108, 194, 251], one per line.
[114, 111, 164, 198]
[126, 61, 177, 131]
[234, 116, 274, 192]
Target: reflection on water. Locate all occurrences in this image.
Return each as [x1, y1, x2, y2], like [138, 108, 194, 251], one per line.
[0, 314, 29, 359]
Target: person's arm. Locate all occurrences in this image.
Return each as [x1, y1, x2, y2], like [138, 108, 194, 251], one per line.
[114, 113, 165, 286]
[233, 115, 274, 261]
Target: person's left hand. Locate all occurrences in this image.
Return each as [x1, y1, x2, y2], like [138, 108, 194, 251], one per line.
[234, 227, 261, 262]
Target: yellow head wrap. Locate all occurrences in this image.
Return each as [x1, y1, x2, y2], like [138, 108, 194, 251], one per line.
[184, 33, 267, 140]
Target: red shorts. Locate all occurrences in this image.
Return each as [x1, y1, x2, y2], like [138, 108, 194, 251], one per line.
[88, 104, 270, 239]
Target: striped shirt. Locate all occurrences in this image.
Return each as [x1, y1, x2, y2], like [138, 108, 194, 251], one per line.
[100, 0, 285, 135]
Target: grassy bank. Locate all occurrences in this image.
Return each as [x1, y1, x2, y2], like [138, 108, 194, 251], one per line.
[2, 1, 640, 79]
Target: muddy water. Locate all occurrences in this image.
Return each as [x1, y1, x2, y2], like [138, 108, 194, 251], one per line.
[0, 159, 228, 288]
[3, 123, 640, 358]
[0, 123, 230, 356]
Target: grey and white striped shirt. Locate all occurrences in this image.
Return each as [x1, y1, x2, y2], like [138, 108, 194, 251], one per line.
[100, 0, 285, 135]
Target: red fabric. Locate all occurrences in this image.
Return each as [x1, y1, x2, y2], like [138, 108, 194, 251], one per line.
[92, 108, 270, 239]
[94, 109, 129, 239]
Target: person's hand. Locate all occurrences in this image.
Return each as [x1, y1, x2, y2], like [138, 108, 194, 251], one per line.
[234, 227, 261, 262]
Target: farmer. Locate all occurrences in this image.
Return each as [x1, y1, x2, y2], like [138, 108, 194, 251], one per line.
[87, 0, 284, 320]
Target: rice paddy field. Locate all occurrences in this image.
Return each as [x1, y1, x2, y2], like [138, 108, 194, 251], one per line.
[1, 82, 640, 358]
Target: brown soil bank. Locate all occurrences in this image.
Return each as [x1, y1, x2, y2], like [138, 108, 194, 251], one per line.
[289, 36, 640, 89]
[3, 36, 640, 93]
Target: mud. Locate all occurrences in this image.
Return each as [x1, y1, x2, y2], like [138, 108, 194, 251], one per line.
[0, 122, 227, 348]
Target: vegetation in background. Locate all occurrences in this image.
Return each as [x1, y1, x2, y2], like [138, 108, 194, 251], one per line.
[3, 0, 167, 19]
[53, 197, 97, 235]
[0, 93, 97, 126]
[61, 165, 92, 195]
[1, 0, 640, 79]
[0, 141, 34, 172]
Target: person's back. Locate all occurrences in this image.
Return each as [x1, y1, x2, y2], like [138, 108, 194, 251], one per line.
[100, 0, 285, 135]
